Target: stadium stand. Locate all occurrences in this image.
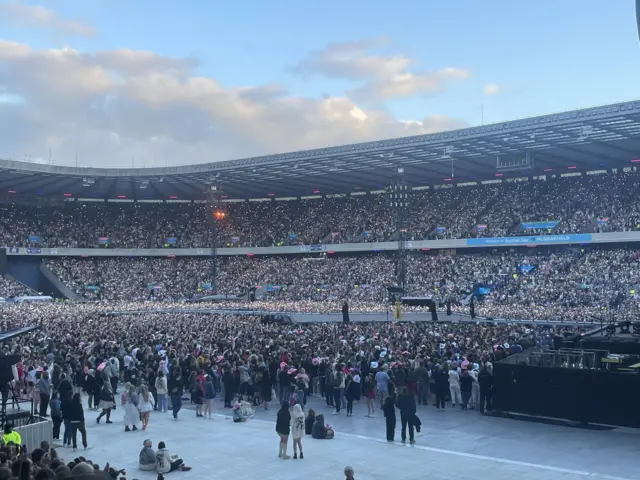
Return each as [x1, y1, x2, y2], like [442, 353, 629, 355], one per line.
[1, 172, 640, 249]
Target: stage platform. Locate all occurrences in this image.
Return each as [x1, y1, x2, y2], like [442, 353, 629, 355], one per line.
[60, 391, 639, 480]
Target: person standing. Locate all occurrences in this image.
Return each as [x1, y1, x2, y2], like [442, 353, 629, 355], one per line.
[49, 392, 62, 441]
[290, 404, 304, 459]
[396, 386, 416, 444]
[382, 391, 396, 442]
[155, 371, 168, 413]
[375, 365, 390, 410]
[168, 369, 183, 420]
[477, 363, 493, 414]
[68, 393, 89, 452]
[448, 364, 461, 409]
[276, 402, 291, 459]
[96, 383, 115, 424]
[415, 361, 430, 406]
[138, 385, 154, 431]
[434, 364, 448, 411]
[37, 371, 52, 417]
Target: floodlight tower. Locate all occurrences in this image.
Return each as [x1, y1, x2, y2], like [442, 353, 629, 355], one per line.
[389, 166, 409, 292]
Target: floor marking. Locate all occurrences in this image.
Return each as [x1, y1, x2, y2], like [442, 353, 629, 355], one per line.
[211, 413, 637, 480]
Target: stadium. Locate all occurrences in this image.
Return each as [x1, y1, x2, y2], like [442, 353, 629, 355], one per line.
[0, 99, 640, 480]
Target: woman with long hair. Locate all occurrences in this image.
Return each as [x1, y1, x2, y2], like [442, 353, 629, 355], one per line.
[155, 370, 168, 413]
[275, 401, 291, 459]
[122, 383, 139, 432]
[96, 382, 115, 424]
[138, 385, 154, 431]
[363, 372, 376, 418]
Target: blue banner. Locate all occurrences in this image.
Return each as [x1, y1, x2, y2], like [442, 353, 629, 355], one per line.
[288, 232, 296, 241]
[97, 236, 110, 245]
[165, 237, 177, 245]
[436, 226, 446, 234]
[520, 221, 559, 230]
[26, 247, 41, 254]
[466, 234, 592, 246]
[310, 244, 324, 251]
[520, 265, 535, 273]
[28, 235, 40, 243]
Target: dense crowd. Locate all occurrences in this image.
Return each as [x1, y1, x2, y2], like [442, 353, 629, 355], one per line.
[0, 275, 33, 299]
[38, 246, 639, 322]
[2, 172, 640, 249]
[0, 298, 581, 477]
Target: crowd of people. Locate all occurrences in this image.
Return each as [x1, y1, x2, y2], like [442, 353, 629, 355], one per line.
[37, 246, 639, 322]
[0, 276, 32, 299]
[0, 297, 576, 476]
[2, 171, 640, 249]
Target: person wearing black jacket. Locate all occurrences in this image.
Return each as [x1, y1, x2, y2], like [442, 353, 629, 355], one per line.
[275, 402, 291, 459]
[68, 393, 89, 451]
[382, 393, 396, 442]
[433, 365, 449, 411]
[168, 370, 184, 419]
[396, 387, 416, 444]
[477, 364, 493, 414]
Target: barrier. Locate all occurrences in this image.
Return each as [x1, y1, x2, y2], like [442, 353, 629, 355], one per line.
[15, 417, 52, 452]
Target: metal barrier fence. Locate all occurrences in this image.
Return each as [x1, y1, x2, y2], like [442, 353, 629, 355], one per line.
[15, 417, 52, 453]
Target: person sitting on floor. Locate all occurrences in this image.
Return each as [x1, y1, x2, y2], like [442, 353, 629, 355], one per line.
[232, 399, 254, 423]
[155, 441, 192, 474]
[305, 408, 316, 435]
[139, 439, 156, 471]
[311, 414, 334, 439]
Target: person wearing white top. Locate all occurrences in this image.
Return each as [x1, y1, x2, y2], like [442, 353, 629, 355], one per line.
[448, 366, 461, 408]
[290, 404, 305, 460]
[138, 385, 155, 431]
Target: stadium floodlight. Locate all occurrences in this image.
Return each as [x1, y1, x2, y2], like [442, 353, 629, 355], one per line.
[397, 167, 404, 174]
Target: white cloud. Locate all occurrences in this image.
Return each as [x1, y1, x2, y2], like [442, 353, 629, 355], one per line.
[292, 37, 470, 101]
[483, 83, 500, 95]
[0, 40, 469, 167]
[0, 2, 95, 37]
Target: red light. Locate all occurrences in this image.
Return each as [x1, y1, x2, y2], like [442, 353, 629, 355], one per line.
[327, 251, 334, 254]
[213, 210, 226, 220]
[169, 195, 178, 199]
[494, 173, 504, 177]
[117, 195, 126, 198]
[220, 195, 228, 199]
[63, 193, 72, 197]
[268, 193, 275, 197]
[355, 186, 361, 190]
[567, 166, 576, 169]
[247, 253, 254, 257]
[7, 190, 16, 194]
[167, 254, 176, 258]
[543, 168, 553, 172]
[631, 159, 640, 163]
[444, 178, 452, 181]
[421, 248, 430, 251]
[313, 190, 320, 194]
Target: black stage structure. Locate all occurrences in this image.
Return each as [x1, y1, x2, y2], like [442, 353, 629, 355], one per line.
[492, 322, 640, 428]
[0, 326, 39, 427]
[388, 166, 409, 293]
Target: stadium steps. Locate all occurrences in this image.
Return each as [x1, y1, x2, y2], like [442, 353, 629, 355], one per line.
[3, 273, 38, 296]
[38, 263, 84, 301]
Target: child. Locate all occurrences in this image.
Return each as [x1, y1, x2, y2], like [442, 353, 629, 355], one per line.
[344, 466, 355, 480]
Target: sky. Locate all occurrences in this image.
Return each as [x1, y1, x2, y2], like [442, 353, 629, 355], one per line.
[0, 0, 638, 168]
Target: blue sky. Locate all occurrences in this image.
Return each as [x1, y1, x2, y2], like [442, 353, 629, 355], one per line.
[0, 0, 638, 166]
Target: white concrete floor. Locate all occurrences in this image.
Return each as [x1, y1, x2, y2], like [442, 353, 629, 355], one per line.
[54, 394, 640, 480]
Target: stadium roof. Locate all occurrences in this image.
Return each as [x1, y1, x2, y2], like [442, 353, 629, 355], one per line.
[2, 100, 640, 200]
